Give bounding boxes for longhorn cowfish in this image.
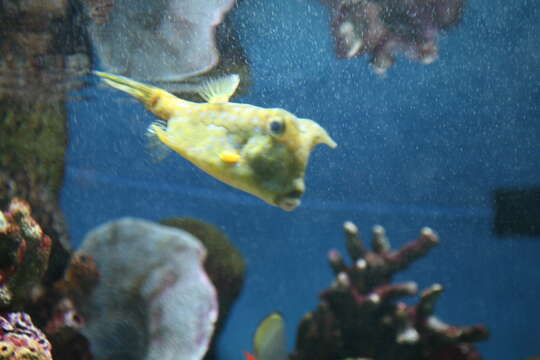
[94,71,337,211]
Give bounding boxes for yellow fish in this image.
[244,313,287,360]
[95,71,337,211]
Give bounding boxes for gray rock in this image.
[77,217,218,360]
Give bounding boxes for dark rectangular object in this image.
[493,187,540,237]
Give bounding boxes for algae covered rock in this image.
[76,218,218,360]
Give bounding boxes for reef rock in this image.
[84,0,236,81]
[76,218,218,360]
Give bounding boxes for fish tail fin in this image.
[94,71,184,121]
[145,121,171,162]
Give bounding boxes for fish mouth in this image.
[277,198,301,211]
[276,189,303,211]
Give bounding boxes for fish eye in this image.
[268,117,286,136]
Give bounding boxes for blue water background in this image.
[62,0,539,359]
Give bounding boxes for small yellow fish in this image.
[95,71,337,211]
[245,313,287,360]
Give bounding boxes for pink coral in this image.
[321,0,465,74]
[0,312,51,360]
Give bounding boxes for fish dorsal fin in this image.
[198,74,240,103]
[254,313,287,360]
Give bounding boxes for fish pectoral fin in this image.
[148,123,171,147]
[197,74,240,103]
[219,150,241,164]
[146,121,171,162]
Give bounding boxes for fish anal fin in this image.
[198,74,240,103]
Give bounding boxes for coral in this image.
[85,0,238,81]
[160,217,246,360]
[42,297,92,360]
[55,253,100,309]
[22,252,98,360]
[321,0,465,74]
[0,199,52,309]
[76,218,218,360]
[290,222,489,360]
[0,312,52,360]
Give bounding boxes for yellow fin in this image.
[219,150,241,164]
[149,123,171,147]
[253,313,287,360]
[198,74,240,103]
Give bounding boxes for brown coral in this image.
[291,222,489,360]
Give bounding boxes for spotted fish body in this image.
[95,72,336,210]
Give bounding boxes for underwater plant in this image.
[289,222,489,360]
[320,0,465,74]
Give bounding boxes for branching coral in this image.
[0,312,52,360]
[321,0,465,74]
[0,199,52,309]
[290,222,489,360]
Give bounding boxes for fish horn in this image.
[299,118,338,150]
[94,71,183,120]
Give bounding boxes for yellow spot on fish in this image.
[219,150,241,164]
